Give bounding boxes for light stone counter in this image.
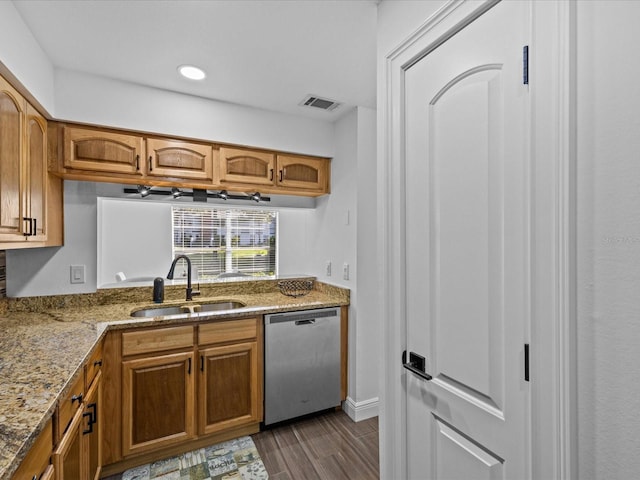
[0,278,348,480]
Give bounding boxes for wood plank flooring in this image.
[102,410,379,479]
[253,410,379,480]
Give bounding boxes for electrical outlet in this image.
[343,263,349,280]
[70,265,85,284]
[326,261,332,276]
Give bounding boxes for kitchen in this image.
[1,1,639,479]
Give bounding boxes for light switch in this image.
[343,263,349,280]
[70,265,85,284]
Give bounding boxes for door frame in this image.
[378,1,576,479]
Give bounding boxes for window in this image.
[172,206,277,279]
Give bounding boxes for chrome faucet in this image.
[166,255,200,301]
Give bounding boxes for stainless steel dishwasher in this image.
[264,307,341,425]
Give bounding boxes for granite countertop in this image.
[0,278,348,480]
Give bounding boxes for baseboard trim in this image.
[342,396,379,422]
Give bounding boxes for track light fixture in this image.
[124,186,270,203]
[137,185,151,197]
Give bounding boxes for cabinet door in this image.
[146,138,213,181]
[0,76,26,240]
[198,341,259,435]
[83,370,102,480]
[122,351,195,456]
[276,154,330,193]
[40,465,55,480]
[53,407,83,480]
[63,126,144,175]
[218,147,276,186]
[25,103,47,240]
[10,419,52,480]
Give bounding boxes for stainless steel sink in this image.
[131,301,246,318]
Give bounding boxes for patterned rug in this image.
[121,436,269,480]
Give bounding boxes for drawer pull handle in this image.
[94,360,103,367]
[71,393,83,404]
[82,412,94,434]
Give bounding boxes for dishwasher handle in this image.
[295,319,316,326]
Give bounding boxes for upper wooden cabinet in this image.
[0,76,25,240]
[277,154,329,192]
[53,122,330,196]
[0,75,59,245]
[217,147,330,194]
[26,104,48,240]
[218,146,276,186]
[63,126,144,175]
[146,138,213,181]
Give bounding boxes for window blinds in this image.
[171,206,277,279]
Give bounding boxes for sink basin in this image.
[131,301,246,318]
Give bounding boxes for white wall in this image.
[55,69,334,158]
[7,183,316,296]
[7,181,105,296]
[302,106,378,420]
[354,106,379,413]
[96,198,314,287]
[576,2,640,477]
[0,1,55,114]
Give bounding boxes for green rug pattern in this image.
[121,436,268,480]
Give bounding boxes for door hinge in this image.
[524,343,530,382]
[523,45,529,85]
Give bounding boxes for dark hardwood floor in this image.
[102,410,379,479]
[253,409,379,480]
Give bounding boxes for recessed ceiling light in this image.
[178,65,206,80]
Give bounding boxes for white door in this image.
[403,1,530,478]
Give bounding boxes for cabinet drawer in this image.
[57,374,84,440]
[198,318,258,346]
[122,326,194,356]
[85,342,103,390]
[11,419,52,480]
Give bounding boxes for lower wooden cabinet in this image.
[53,407,83,479]
[122,351,196,456]
[199,341,259,435]
[85,370,102,480]
[53,352,103,480]
[10,419,53,480]
[104,317,263,470]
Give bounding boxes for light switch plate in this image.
[70,265,85,284]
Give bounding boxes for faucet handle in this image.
[192,289,201,298]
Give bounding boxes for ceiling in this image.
[12,0,378,121]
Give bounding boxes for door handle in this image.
[82,411,94,434]
[23,217,32,236]
[402,350,433,381]
[295,319,315,326]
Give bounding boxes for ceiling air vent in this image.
[299,94,341,111]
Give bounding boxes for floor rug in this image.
[121,436,269,480]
